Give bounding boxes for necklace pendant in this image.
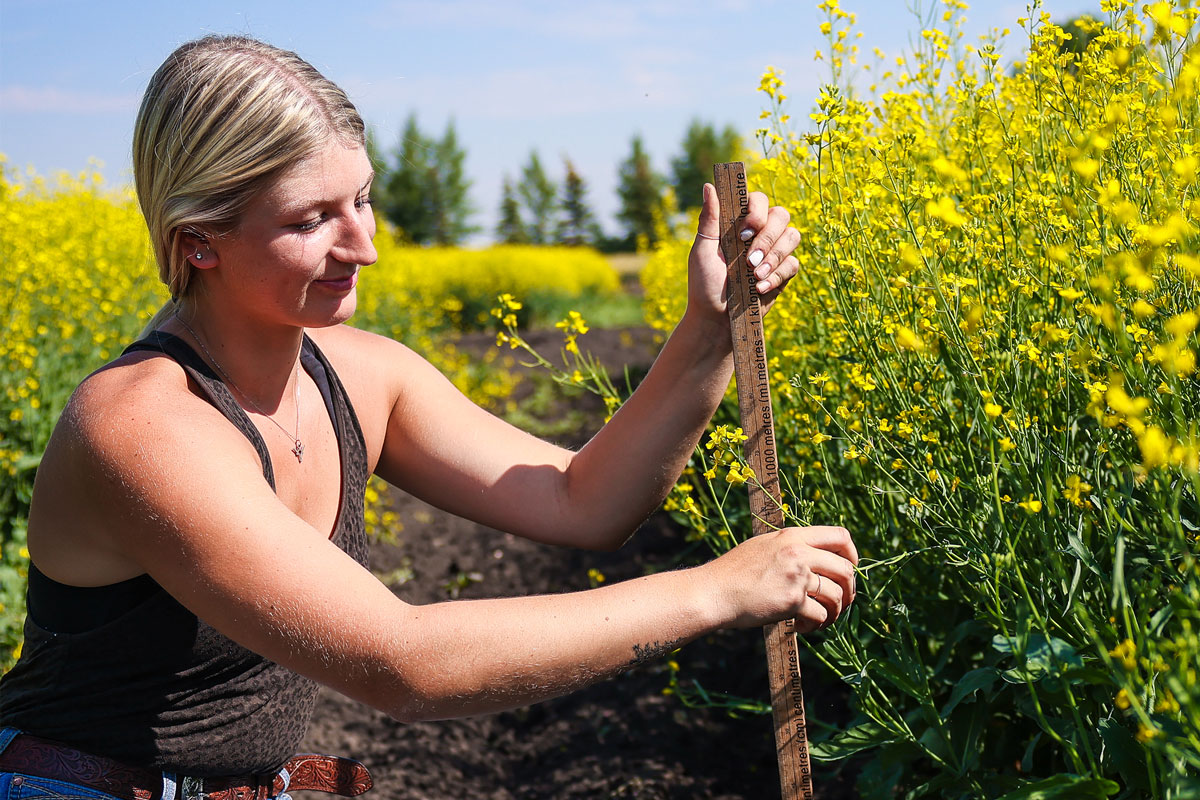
[293,440,304,463]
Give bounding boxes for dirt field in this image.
[298,328,857,799]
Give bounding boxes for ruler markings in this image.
[713,162,812,800]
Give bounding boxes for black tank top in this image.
[0,331,370,776]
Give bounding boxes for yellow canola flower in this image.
[1106,385,1150,419]
[1166,311,1199,339]
[1071,157,1101,182]
[1018,497,1043,514]
[1146,1,1191,38]
[895,325,926,352]
[1139,425,1171,470]
[725,463,756,486]
[1064,475,1093,508]
[1136,724,1162,744]
[925,195,966,227]
[555,310,590,336]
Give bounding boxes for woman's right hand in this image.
[700,526,859,634]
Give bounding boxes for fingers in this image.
[793,576,838,635]
[709,524,858,633]
[800,525,859,567]
[807,550,855,629]
[742,195,799,295]
[740,190,770,237]
[782,526,858,634]
[694,183,720,243]
[757,255,799,300]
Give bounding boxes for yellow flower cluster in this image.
[644,0,1200,790]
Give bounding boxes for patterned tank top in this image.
[0,331,370,776]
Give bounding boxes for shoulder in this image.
[304,323,424,377]
[302,324,459,456]
[29,350,265,581]
[59,350,258,466]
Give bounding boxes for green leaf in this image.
[1149,603,1174,635]
[941,666,1000,716]
[1097,719,1149,792]
[1020,733,1042,774]
[993,633,1081,682]
[993,634,1019,655]
[994,774,1119,800]
[872,658,927,701]
[1067,532,1103,578]
[14,452,41,472]
[1170,776,1200,800]
[1026,635,1083,673]
[809,721,899,761]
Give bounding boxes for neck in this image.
[168,299,304,413]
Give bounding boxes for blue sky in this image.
[1,0,1098,242]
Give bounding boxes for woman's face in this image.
[204,141,378,329]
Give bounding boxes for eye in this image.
[355,194,373,210]
[294,215,326,233]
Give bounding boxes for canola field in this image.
[643,2,1200,796]
[4,1,1200,797]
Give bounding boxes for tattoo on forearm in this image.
[628,637,684,669]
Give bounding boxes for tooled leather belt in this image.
[0,732,373,800]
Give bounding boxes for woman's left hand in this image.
[687,183,800,321]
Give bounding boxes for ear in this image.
[180,229,219,270]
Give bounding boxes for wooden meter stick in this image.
[713,162,812,799]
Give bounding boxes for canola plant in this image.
[643,2,1200,796]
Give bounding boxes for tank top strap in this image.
[298,334,370,567]
[123,330,276,490]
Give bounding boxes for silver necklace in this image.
[173,312,305,463]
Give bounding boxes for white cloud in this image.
[0,86,140,114]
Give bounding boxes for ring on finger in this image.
[808,574,822,598]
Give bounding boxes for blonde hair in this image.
[134,35,365,332]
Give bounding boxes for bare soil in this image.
[298,328,858,800]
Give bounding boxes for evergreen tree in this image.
[517,151,558,245]
[615,134,664,249]
[671,120,741,211]
[383,114,432,244]
[381,114,475,245]
[556,158,599,246]
[363,126,392,224]
[495,176,528,244]
[1059,15,1102,58]
[428,120,476,245]
[364,126,387,178]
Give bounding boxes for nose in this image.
[333,207,378,268]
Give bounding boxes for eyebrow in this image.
[276,172,376,218]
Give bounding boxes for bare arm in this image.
[369,186,800,549]
[46,359,852,723]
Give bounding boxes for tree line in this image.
[367,114,740,249]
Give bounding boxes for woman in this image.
[0,34,857,800]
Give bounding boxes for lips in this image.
[314,270,359,292]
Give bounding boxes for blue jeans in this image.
[0,728,290,800]
[1,727,122,800]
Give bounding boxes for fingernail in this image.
[748,250,764,267]
[756,280,770,293]
[754,264,769,279]
[740,228,753,241]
